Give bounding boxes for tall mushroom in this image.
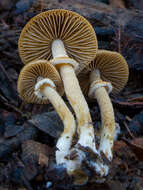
[17,59,77,174]
[18,10,98,163]
[78,50,129,175]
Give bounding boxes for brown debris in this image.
[38,153,49,167]
[123,138,143,161]
[22,140,50,165]
[21,140,51,181]
[106,180,125,190]
[109,0,125,9]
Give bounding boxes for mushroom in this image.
[18,9,98,167]
[78,50,129,175]
[17,59,77,174]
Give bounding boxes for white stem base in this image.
[99,133,113,161]
[88,160,109,177]
[66,149,86,175]
[77,125,98,154]
[56,134,73,164]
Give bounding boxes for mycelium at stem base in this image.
[89,69,115,162]
[51,39,97,154]
[34,78,76,172]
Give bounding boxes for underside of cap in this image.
[17,60,64,104]
[78,50,129,95]
[18,9,97,73]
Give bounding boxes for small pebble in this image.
[46,181,52,188]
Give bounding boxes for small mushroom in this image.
[78,50,129,175]
[18,9,98,167]
[17,60,76,173]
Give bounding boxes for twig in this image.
[125,116,132,122]
[117,19,121,54]
[0,63,12,82]
[123,121,135,139]
[0,19,9,29]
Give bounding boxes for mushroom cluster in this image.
[17,9,129,183]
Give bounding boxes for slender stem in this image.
[90,69,115,160]
[52,39,68,58]
[60,65,97,152]
[41,85,76,164]
[51,39,97,152]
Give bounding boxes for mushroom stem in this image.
[52,39,68,58]
[52,39,97,151]
[89,69,115,161]
[60,65,97,153]
[35,78,76,165]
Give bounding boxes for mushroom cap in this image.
[17,60,64,104]
[78,50,129,95]
[18,9,98,73]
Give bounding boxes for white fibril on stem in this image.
[51,39,98,160]
[89,69,116,163]
[34,77,76,173]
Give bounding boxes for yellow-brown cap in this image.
[78,50,129,95]
[17,60,64,104]
[18,9,97,72]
